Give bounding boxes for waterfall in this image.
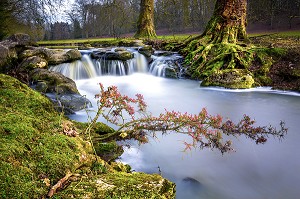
[95,59,127,76]
[149,57,168,77]
[127,51,148,74]
[49,49,183,80]
[149,52,184,78]
[49,54,97,80]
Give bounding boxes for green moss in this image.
[56,172,175,199]
[201,69,255,89]
[94,141,124,162]
[0,74,91,198]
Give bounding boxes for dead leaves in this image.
[61,121,78,137]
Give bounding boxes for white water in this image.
[69,74,300,199]
[50,50,300,198]
[49,50,149,79]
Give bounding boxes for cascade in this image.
[149,52,184,77]
[49,54,97,80]
[49,48,184,80]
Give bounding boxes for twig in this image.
[47,171,72,198]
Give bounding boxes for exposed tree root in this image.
[182,36,257,80]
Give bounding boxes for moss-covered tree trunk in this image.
[134,0,157,38]
[204,0,248,43]
[182,0,273,89]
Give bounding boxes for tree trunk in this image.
[182,0,252,80]
[134,0,156,38]
[180,0,275,89]
[203,0,248,43]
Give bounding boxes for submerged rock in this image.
[201,69,255,89]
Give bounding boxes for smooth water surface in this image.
[71,73,300,199]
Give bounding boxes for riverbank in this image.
[0,73,175,198]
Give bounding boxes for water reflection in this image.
[71,74,300,199]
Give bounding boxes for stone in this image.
[20,47,82,65]
[19,56,48,70]
[91,49,133,61]
[165,67,178,78]
[7,33,32,46]
[66,49,82,61]
[35,81,48,93]
[58,94,92,112]
[201,69,255,89]
[30,68,79,94]
[138,45,154,57]
[0,43,18,72]
[19,47,50,60]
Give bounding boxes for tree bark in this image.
[134,0,156,38]
[204,0,248,43]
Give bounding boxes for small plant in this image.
[88,83,287,153]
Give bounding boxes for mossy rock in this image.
[165,67,178,79]
[94,141,124,162]
[201,69,255,89]
[56,172,176,199]
[19,56,48,71]
[30,68,79,94]
[138,45,155,57]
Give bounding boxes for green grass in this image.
[38,30,300,48]
[38,37,116,45]
[249,30,300,38]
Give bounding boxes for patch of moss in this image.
[0,74,92,198]
[56,172,175,199]
[201,69,255,89]
[94,141,124,162]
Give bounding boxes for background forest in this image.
[1,0,300,40]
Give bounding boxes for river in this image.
[51,50,300,199]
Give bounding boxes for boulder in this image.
[0,44,18,72]
[48,49,82,65]
[66,49,82,61]
[7,33,32,46]
[30,68,79,94]
[201,69,255,89]
[138,45,154,57]
[20,47,82,65]
[30,69,92,113]
[19,47,50,59]
[165,67,178,78]
[91,49,133,61]
[19,56,48,71]
[57,94,92,112]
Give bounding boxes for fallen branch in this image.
[47,171,73,198]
